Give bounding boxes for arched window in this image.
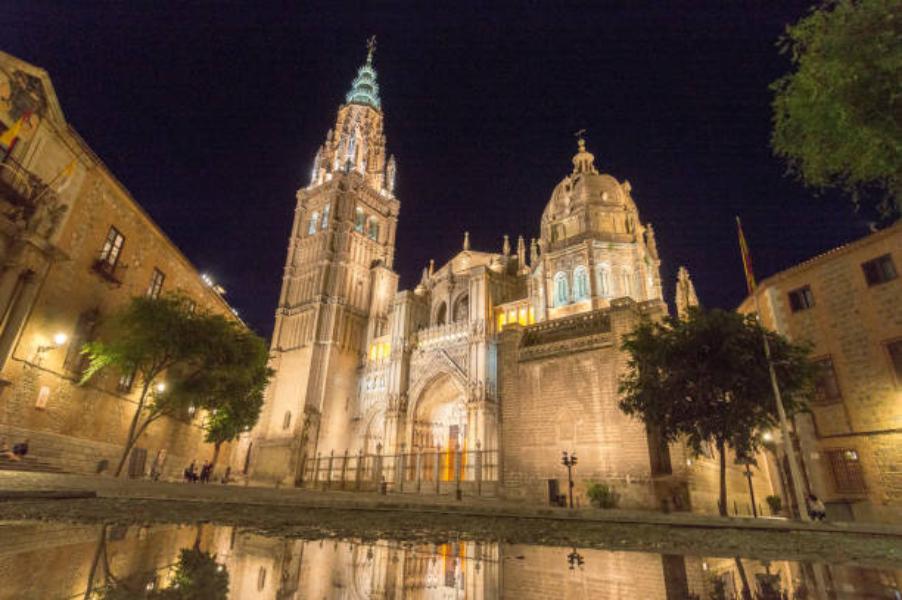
[435,302,447,326]
[596,264,611,298]
[573,266,590,300]
[307,211,320,235]
[453,294,469,322]
[321,203,330,229]
[553,272,570,306]
[310,148,321,186]
[619,267,632,297]
[355,207,365,232]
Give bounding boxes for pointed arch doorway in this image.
[410,372,469,481]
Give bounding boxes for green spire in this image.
[345,36,381,109]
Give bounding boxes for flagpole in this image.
[737,217,810,522]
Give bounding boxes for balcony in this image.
[415,320,470,349]
[91,258,124,286]
[0,155,66,239]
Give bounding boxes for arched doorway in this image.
[411,372,468,481]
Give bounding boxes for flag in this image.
[736,216,756,294]
[52,159,78,192]
[0,116,24,149]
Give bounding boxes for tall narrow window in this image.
[321,203,330,229]
[596,265,611,298]
[619,268,632,297]
[63,309,99,375]
[861,254,897,286]
[553,272,569,306]
[308,211,320,235]
[813,357,842,405]
[146,268,165,299]
[367,218,379,241]
[573,266,589,300]
[98,226,124,271]
[887,340,902,386]
[826,448,866,493]
[788,286,815,312]
[355,207,365,232]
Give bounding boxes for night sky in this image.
[5,2,870,336]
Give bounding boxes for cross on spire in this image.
[366,35,377,64]
[574,128,587,151]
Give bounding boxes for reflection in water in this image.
[0,521,898,599]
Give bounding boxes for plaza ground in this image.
[0,471,899,569]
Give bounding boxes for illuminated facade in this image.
[0,51,240,478]
[250,42,776,513]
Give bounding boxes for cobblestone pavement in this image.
[1,471,900,568]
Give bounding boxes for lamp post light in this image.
[561,450,578,509]
[35,332,68,355]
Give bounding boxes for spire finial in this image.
[463,231,470,251]
[366,35,377,64]
[574,128,587,152]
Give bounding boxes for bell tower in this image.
[252,38,400,485]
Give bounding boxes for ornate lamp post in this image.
[561,450,578,509]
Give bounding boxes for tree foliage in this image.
[618,308,816,516]
[81,293,269,477]
[98,547,228,600]
[770,0,902,218]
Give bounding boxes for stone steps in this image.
[0,455,65,474]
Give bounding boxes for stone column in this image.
[397,443,406,492]
[415,449,423,493]
[476,440,483,497]
[355,449,364,491]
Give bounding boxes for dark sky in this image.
[5,2,869,336]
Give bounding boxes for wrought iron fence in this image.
[302,445,499,495]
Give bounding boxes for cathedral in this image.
[249,41,769,513]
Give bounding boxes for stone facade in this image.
[250,43,771,514]
[0,51,240,478]
[738,221,902,523]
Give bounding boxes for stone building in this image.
[250,43,775,514]
[738,221,902,523]
[0,50,239,477]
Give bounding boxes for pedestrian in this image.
[11,438,29,459]
[184,461,197,483]
[807,493,826,521]
[200,460,212,483]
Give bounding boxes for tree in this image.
[618,308,816,517]
[770,0,902,219]
[81,294,268,477]
[198,335,271,467]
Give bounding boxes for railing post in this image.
[373,443,383,486]
[315,452,322,489]
[340,449,349,490]
[355,449,364,491]
[326,449,334,490]
[435,445,442,495]
[416,449,423,493]
[454,442,463,500]
[476,440,483,497]
[398,443,406,493]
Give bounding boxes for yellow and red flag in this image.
[0,116,24,149]
[736,216,756,294]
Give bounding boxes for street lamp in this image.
[561,450,578,509]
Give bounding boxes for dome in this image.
[542,140,630,224]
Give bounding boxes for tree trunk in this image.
[211,441,222,466]
[114,381,150,477]
[734,556,752,599]
[83,525,108,600]
[717,437,728,517]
